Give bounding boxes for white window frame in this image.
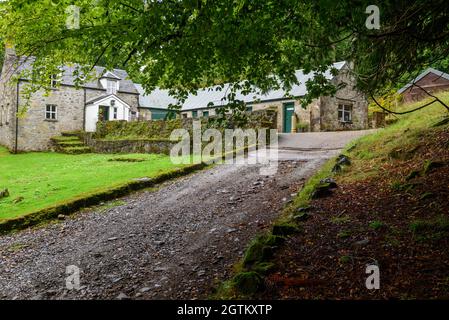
[49,73,61,89]
[45,104,57,120]
[338,104,352,123]
[107,80,118,94]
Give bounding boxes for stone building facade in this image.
[179,62,368,132]
[0,47,139,152]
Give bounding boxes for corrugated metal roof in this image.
[397,67,449,94]
[137,61,347,110]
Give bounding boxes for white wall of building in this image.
[85,96,130,132]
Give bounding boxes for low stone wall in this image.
[95,109,278,140]
[85,109,277,155]
[85,137,177,155]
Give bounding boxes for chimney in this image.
[5,41,16,56]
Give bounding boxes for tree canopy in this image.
[1,0,449,108]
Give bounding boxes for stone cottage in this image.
[0,46,139,152]
[0,47,367,152]
[176,61,368,133]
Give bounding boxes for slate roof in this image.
[397,67,449,94]
[14,56,138,94]
[137,61,347,111]
[85,94,132,107]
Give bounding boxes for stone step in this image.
[61,131,81,137]
[51,136,80,143]
[62,146,92,154]
[56,141,85,147]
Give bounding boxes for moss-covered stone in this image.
[272,223,300,237]
[233,272,263,295]
[243,241,273,267]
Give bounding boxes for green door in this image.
[283,103,295,133]
[99,105,110,121]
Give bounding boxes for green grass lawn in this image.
[0,149,188,220]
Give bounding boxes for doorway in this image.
[283,103,295,133]
[99,105,110,121]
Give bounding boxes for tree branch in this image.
[370,94,438,115]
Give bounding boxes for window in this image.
[110,100,118,120]
[45,105,57,120]
[192,110,198,118]
[182,113,188,119]
[338,104,352,123]
[202,111,209,118]
[107,80,118,94]
[50,74,60,88]
[246,106,253,112]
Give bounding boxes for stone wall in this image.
[95,109,277,141]
[319,66,368,131]
[16,84,85,151]
[86,138,177,155]
[0,48,19,151]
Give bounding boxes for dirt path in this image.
[0,131,372,300]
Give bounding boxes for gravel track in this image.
[0,131,372,300]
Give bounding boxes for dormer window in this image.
[50,74,60,88]
[107,80,118,94]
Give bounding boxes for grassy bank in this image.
[214,93,449,299]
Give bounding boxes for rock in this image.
[332,164,342,173]
[57,214,66,220]
[31,293,44,300]
[116,292,130,300]
[354,239,370,247]
[0,188,10,200]
[233,272,263,295]
[197,270,206,277]
[293,212,310,222]
[139,287,151,293]
[319,178,338,189]
[154,267,168,272]
[154,241,165,246]
[272,224,300,236]
[13,196,24,204]
[107,237,118,241]
[337,154,351,166]
[133,177,151,182]
[226,228,237,233]
[296,206,311,213]
[311,184,334,199]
